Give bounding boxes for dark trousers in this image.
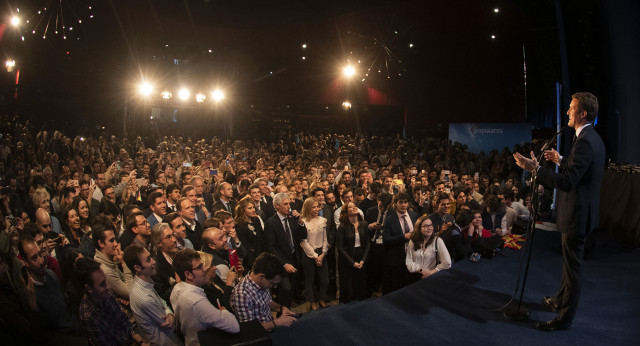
[326,246,338,299]
[553,232,585,323]
[339,247,366,304]
[301,249,329,302]
[366,243,386,295]
[276,252,300,308]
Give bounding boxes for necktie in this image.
[283,218,295,253]
[572,134,578,146]
[401,214,410,234]
[226,203,231,212]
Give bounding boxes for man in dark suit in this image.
[514,92,605,331]
[382,192,418,293]
[177,197,203,251]
[365,193,393,296]
[264,192,307,308]
[211,182,236,217]
[150,220,178,304]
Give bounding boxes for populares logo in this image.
[470,126,504,135]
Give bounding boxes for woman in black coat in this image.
[337,202,371,303]
[234,196,264,270]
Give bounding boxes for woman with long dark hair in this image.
[406,216,451,281]
[337,202,370,303]
[234,196,264,270]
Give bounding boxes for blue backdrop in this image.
[449,123,532,154]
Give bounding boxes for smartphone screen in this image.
[228,249,239,269]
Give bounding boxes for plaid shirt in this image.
[79,289,135,346]
[230,273,273,323]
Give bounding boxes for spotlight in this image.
[342,101,352,110]
[211,89,224,102]
[195,93,206,103]
[161,91,172,99]
[6,60,16,72]
[302,43,307,49]
[343,65,355,78]
[11,16,20,27]
[494,8,500,13]
[138,82,153,97]
[178,88,190,101]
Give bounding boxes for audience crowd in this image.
[0,113,540,344]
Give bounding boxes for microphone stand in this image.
[504,128,565,321]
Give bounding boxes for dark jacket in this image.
[264,213,307,267]
[337,221,371,266]
[382,211,418,266]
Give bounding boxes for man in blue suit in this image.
[382,192,418,293]
[146,191,167,228]
[515,92,605,331]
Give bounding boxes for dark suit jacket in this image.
[259,200,276,220]
[152,250,175,305]
[264,213,307,267]
[382,211,418,266]
[211,199,237,217]
[337,222,371,266]
[201,192,214,212]
[184,220,204,251]
[319,204,336,247]
[537,125,605,235]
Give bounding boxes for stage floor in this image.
[272,230,640,345]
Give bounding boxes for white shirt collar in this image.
[576,123,592,138]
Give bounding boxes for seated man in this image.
[201,226,245,283]
[76,257,148,345]
[231,252,297,331]
[150,223,178,304]
[92,222,131,300]
[170,249,240,345]
[123,244,183,346]
[18,236,76,331]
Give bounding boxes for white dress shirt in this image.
[405,238,452,274]
[170,282,239,346]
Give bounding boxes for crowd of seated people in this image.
[0,113,538,344]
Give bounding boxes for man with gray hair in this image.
[264,192,307,307]
[150,223,178,304]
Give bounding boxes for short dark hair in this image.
[166,183,180,196]
[123,244,146,275]
[572,92,598,122]
[369,181,382,195]
[126,211,144,232]
[173,248,201,281]
[393,192,410,204]
[164,212,181,227]
[92,221,114,249]
[377,193,393,208]
[310,187,324,198]
[18,235,36,259]
[436,192,450,205]
[75,257,102,288]
[455,209,474,228]
[252,252,285,280]
[341,188,353,199]
[148,191,164,208]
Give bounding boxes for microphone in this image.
[536,127,566,163]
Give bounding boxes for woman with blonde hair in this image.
[300,197,329,310]
[406,215,452,282]
[198,251,237,312]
